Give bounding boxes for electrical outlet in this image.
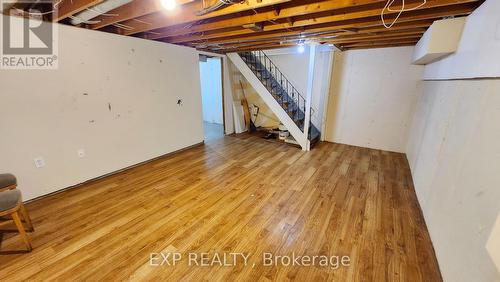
[77,149,85,158]
[34,157,45,168]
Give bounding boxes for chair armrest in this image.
[0,184,17,193]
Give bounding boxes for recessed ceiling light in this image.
[161,0,177,11]
[297,44,305,53]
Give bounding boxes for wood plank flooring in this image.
[0,134,442,281]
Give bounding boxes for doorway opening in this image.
[199,55,224,141]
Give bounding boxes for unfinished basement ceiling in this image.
[12,0,483,52]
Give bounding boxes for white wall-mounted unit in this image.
[412,17,466,65]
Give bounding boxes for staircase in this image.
[231,51,320,150]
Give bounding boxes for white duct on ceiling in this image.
[70,0,132,25]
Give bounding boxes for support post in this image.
[303,45,316,151]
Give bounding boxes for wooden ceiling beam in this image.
[137,0,391,37]
[55,0,105,21]
[88,0,195,30]
[205,30,424,52]
[213,42,297,52]
[254,1,476,35]
[90,0,288,30]
[341,38,419,48]
[329,34,423,44]
[201,43,294,53]
[223,39,420,52]
[164,18,435,44]
[243,23,265,32]
[344,42,418,50]
[195,29,425,49]
[181,21,432,46]
[148,0,476,41]
[150,0,477,40]
[116,0,294,35]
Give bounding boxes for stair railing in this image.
[239,50,320,141]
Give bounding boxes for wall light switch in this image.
[34,157,45,168]
[77,149,85,158]
[487,213,500,274]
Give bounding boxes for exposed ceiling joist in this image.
[132,0,390,37]
[149,0,476,41]
[177,21,433,46]
[342,39,420,48]
[345,42,418,49]
[114,0,292,35]
[206,29,424,50]
[242,22,264,32]
[35,0,482,52]
[55,0,105,21]
[165,18,435,44]
[87,0,196,29]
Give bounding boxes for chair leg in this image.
[12,211,32,252]
[19,204,34,232]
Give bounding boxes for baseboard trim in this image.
[25,141,205,204]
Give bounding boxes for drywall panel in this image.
[0,15,204,200]
[423,0,500,79]
[324,47,423,153]
[406,79,500,282]
[200,58,223,124]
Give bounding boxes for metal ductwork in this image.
[70,0,132,25]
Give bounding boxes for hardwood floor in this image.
[0,135,442,281]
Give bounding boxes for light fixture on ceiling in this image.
[297,43,305,54]
[161,0,177,11]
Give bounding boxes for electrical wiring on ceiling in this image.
[112,22,134,30]
[196,0,241,16]
[381,0,427,28]
[69,15,101,24]
[85,7,118,17]
[132,18,152,25]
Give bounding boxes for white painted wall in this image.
[406,80,500,282]
[324,46,423,153]
[0,15,204,200]
[266,46,334,131]
[267,48,309,95]
[423,0,500,79]
[406,1,500,280]
[199,57,223,124]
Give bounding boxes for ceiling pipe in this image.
[70,0,133,25]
